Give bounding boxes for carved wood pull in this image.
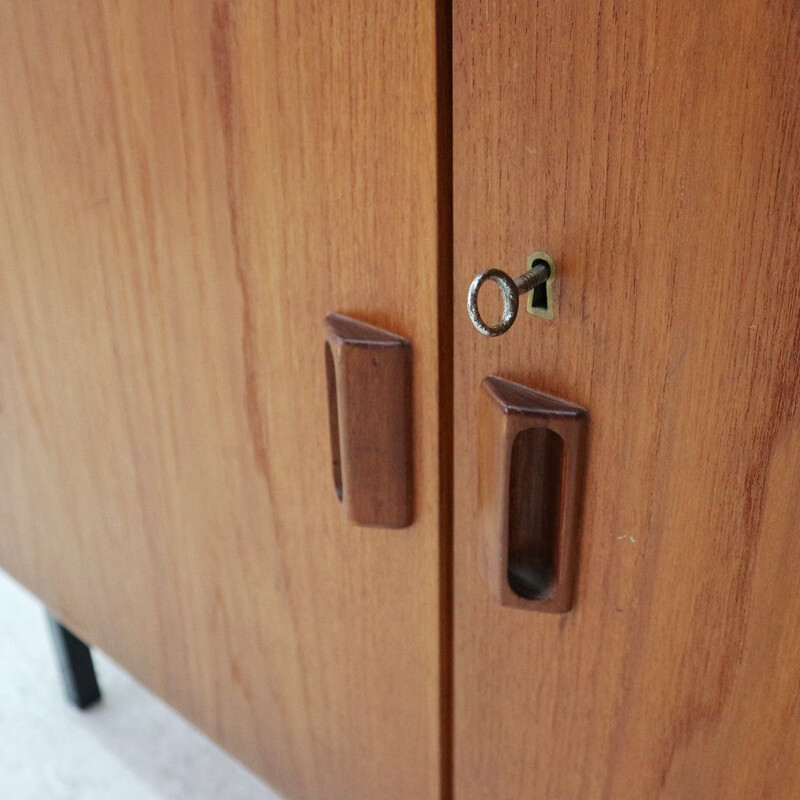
[480,376,588,612]
[324,314,413,529]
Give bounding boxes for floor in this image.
[0,570,283,800]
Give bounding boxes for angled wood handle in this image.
[324,314,413,529]
[480,376,588,612]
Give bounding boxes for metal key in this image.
[467,252,555,337]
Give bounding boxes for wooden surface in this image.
[324,314,413,529]
[0,3,446,799]
[454,1,800,798]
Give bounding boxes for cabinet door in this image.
[454,2,800,798]
[0,3,446,799]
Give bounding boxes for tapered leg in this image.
[46,613,102,709]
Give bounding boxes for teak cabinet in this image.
[2,2,799,799]
[0,3,444,800]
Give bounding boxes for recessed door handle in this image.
[479,376,588,612]
[324,313,413,529]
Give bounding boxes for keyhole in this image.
[529,279,549,313]
[525,252,555,319]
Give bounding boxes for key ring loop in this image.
[466,269,520,337]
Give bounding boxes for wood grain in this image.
[454,1,800,798]
[0,3,446,799]
[324,314,413,529]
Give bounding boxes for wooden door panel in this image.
[0,3,445,799]
[454,1,800,798]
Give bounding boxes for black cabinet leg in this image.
[46,613,102,710]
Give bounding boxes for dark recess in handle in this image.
[479,376,588,612]
[324,313,413,529]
